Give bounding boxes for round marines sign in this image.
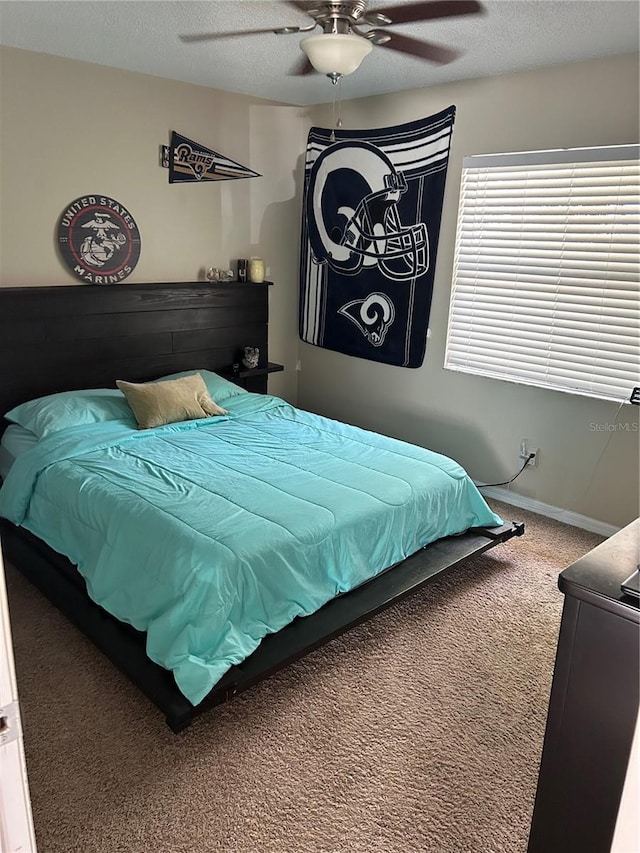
[57,195,141,284]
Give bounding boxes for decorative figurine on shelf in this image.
[242,346,259,370]
[206,267,234,283]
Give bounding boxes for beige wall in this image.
[1,47,638,527]
[300,54,640,529]
[0,45,305,402]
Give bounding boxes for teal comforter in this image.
[0,393,501,705]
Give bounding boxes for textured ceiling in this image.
[0,1,638,106]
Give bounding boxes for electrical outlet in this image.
[519,439,539,468]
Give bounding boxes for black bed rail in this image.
[1,519,524,733]
[194,521,525,728]
[475,521,525,540]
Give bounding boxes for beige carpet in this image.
[6,501,603,853]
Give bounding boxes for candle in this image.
[249,258,265,283]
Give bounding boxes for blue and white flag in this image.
[299,107,455,367]
[168,131,260,183]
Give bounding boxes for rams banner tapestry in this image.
[299,106,455,367]
[168,131,261,183]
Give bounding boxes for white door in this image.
[0,542,37,853]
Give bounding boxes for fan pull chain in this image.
[329,77,343,143]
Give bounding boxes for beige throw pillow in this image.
[116,373,228,430]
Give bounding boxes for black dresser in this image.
[528,519,639,853]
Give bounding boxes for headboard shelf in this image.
[0,282,272,429]
[0,281,272,317]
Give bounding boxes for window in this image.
[444,145,640,402]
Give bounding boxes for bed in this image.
[0,283,524,732]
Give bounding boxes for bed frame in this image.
[0,283,524,732]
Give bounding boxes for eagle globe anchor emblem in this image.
[79,213,126,267]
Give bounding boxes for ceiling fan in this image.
[180,1,484,83]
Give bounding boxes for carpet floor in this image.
[5,500,604,853]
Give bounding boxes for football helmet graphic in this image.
[306,141,429,281]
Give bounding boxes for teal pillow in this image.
[159,369,247,405]
[4,389,134,439]
[4,370,243,439]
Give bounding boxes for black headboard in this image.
[0,281,270,431]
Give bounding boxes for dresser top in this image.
[559,519,639,621]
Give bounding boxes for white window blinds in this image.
[444,145,640,402]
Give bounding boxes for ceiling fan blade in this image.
[288,54,315,76]
[284,1,319,11]
[180,27,290,43]
[369,1,483,26]
[375,31,461,64]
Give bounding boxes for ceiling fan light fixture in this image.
[300,33,372,78]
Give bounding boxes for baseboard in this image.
[476,485,620,538]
